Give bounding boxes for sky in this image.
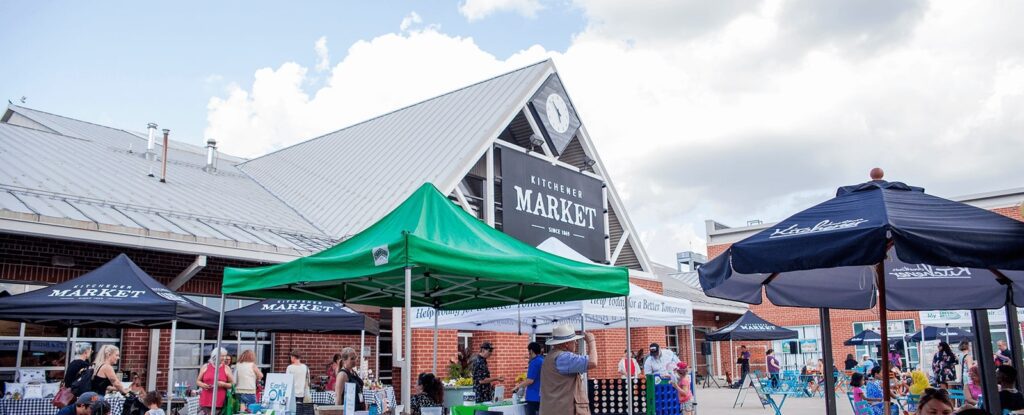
[3,0,1023,267]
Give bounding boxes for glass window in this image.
[170,295,272,388]
[852,319,916,369]
[770,325,822,371]
[0,282,121,382]
[665,326,680,354]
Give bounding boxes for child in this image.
[850,372,873,409]
[671,362,694,415]
[143,391,165,415]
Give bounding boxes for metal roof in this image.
[652,263,748,315]
[239,60,554,238]
[0,115,334,255]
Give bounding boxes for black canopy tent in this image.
[0,254,217,411]
[225,298,380,381]
[706,311,797,386]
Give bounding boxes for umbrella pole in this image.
[167,319,177,414]
[624,295,632,415]
[874,262,892,415]
[402,266,412,414]
[211,293,226,415]
[819,308,837,415]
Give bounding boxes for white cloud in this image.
[206,1,1024,265]
[314,36,330,72]
[459,0,543,21]
[400,11,422,31]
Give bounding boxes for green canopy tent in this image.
[222,183,630,411]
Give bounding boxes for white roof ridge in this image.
[241,59,553,165]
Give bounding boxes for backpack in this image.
[122,394,146,415]
[69,365,97,396]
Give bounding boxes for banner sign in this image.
[500,148,606,263]
[919,308,1024,326]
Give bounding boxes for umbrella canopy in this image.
[222,183,629,308]
[707,180,1024,277]
[0,254,217,328]
[905,326,973,344]
[224,299,379,334]
[844,330,884,346]
[705,310,798,341]
[700,246,1024,310]
[410,283,693,332]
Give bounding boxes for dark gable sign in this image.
[501,149,606,263]
[528,74,581,156]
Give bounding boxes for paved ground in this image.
[691,386,859,415]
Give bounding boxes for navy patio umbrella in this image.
[905,326,973,344]
[698,170,1024,415]
[843,330,883,346]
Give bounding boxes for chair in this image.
[847,392,873,415]
[947,388,965,406]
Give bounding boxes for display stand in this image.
[731,374,763,409]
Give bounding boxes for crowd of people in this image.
[452,324,696,415]
[56,343,178,415]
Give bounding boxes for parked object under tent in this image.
[699,171,1024,415]
[221,183,630,413]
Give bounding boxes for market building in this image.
[0,59,746,395]
[703,188,1024,375]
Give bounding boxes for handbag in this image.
[303,366,312,404]
[51,383,75,408]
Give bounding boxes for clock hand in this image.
[554,105,562,120]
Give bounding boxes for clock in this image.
[545,93,571,134]
[528,74,582,156]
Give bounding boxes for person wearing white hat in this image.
[540,324,596,415]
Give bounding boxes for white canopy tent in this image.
[411,283,693,332]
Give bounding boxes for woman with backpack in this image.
[64,343,93,388]
[90,345,128,395]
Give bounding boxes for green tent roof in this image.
[223,183,629,309]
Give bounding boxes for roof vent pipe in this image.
[160,129,170,183]
[146,122,158,160]
[205,138,218,172]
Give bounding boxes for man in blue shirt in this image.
[513,342,544,415]
[56,392,101,415]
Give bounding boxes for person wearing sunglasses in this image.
[917,388,954,415]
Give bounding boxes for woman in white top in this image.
[285,351,309,405]
[618,349,642,379]
[234,350,263,408]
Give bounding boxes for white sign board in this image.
[263,373,295,415]
[344,383,356,414]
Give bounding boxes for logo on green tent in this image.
[372,245,389,266]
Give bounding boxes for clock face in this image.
[545,93,571,134]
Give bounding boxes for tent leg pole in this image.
[688,324,697,414]
[730,339,734,385]
[432,309,438,374]
[403,266,412,413]
[1005,306,1024,387]
[168,319,177,414]
[65,327,72,366]
[819,308,837,415]
[973,309,1001,413]
[625,296,632,415]
[211,293,226,415]
[360,330,366,377]
[874,262,892,415]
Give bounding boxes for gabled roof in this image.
[238,61,553,238]
[0,106,334,257]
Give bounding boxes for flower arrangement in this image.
[908,370,930,395]
[443,377,473,388]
